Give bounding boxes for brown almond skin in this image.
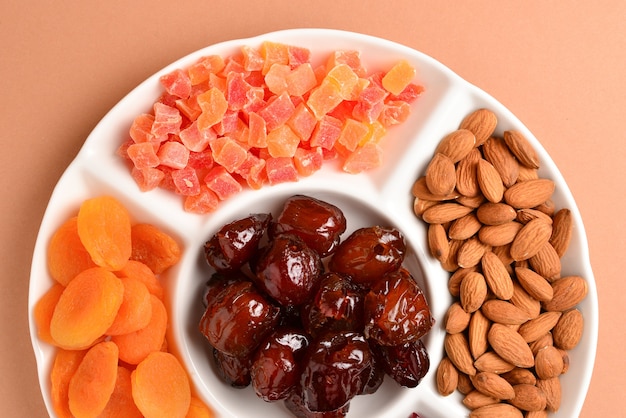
[552,308,584,350]
[449,213,482,241]
[501,368,537,386]
[471,371,515,400]
[422,202,474,224]
[481,300,531,325]
[478,222,523,247]
[529,242,562,281]
[460,108,498,146]
[488,324,535,368]
[534,345,564,380]
[515,266,554,302]
[503,130,540,169]
[504,179,555,209]
[474,351,515,374]
[426,152,456,196]
[550,208,573,257]
[509,282,542,319]
[518,311,562,343]
[477,159,505,203]
[510,218,553,261]
[463,390,500,410]
[460,272,488,313]
[457,237,490,268]
[476,202,517,226]
[510,383,547,412]
[427,223,449,262]
[436,128,476,163]
[469,309,491,359]
[456,147,482,197]
[542,275,588,312]
[481,251,515,300]
[469,403,524,418]
[445,302,471,334]
[536,377,562,412]
[445,332,477,376]
[482,136,519,187]
[436,357,458,396]
[411,176,459,201]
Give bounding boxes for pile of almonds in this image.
[412,109,588,418]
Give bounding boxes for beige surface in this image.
[2,1,623,416]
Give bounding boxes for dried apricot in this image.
[47,216,96,285]
[186,396,214,418]
[106,276,153,336]
[33,283,65,345]
[50,267,124,349]
[116,260,165,300]
[77,195,132,271]
[131,351,191,418]
[50,348,87,418]
[99,366,143,418]
[68,341,119,418]
[112,294,168,364]
[130,223,181,274]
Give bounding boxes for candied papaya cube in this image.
[242,86,266,114]
[208,73,227,93]
[159,69,192,99]
[363,120,387,145]
[204,166,242,200]
[326,50,366,77]
[220,55,247,77]
[213,110,240,136]
[326,64,359,99]
[184,185,219,214]
[211,136,248,173]
[260,41,290,75]
[179,120,216,152]
[287,103,317,141]
[226,72,253,110]
[264,63,291,95]
[310,115,342,150]
[307,79,343,119]
[342,142,383,174]
[265,156,298,185]
[175,96,202,121]
[188,55,226,85]
[127,142,160,170]
[258,92,296,131]
[241,45,264,71]
[197,88,228,130]
[247,112,267,148]
[129,114,155,144]
[157,141,189,169]
[286,63,317,97]
[390,82,425,103]
[171,167,201,196]
[288,45,311,68]
[151,103,182,138]
[382,59,416,95]
[131,167,165,192]
[235,153,266,189]
[353,84,388,123]
[294,146,323,177]
[338,118,369,152]
[266,124,300,158]
[378,100,412,127]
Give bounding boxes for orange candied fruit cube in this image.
[382,59,416,96]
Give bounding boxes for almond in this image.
[427,223,449,262]
[463,390,499,410]
[542,275,587,311]
[457,194,487,209]
[469,309,491,359]
[411,176,459,201]
[460,271,488,313]
[478,221,523,247]
[456,147,482,197]
[503,130,540,169]
[517,165,539,182]
[534,345,564,380]
[510,383,547,412]
[477,158,505,203]
[515,266,554,302]
[529,333,554,356]
[436,356,458,396]
[501,368,537,386]
[481,300,531,325]
[457,371,475,395]
[535,198,556,216]
[435,128,476,163]
[525,410,549,418]
[516,208,553,225]
[536,377,561,412]
[510,218,553,261]
[469,403,524,418]
[425,152,457,195]
[504,179,555,209]
[412,196,437,218]
[474,351,515,374]
[529,242,561,281]
[552,308,584,350]
[445,332,477,376]
[517,311,562,343]
[457,237,491,268]
[448,267,477,297]
[441,238,464,272]
[471,371,515,400]
[488,323,534,368]
[449,213,482,241]
[422,202,474,224]
[509,282,541,319]
[482,136,519,187]
[476,202,517,225]
[459,108,498,146]
[481,251,515,300]
[445,302,471,334]
[549,208,573,257]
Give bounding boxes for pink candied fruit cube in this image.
[310,115,342,150]
[264,63,291,95]
[184,185,219,214]
[265,157,298,185]
[326,50,366,77]
[129,114,155,144]
[204,165,242,200]
[241,45,264,72]
[151,102,182,138]
[226,72,253,111]
[258,92,296,131]
[342,142,383,174]
[171,166,201,196]
[352,84,388,123]
[188,55,226,85]
[211,136,248,173]
[287,45,311,68]
[159,69,192,99]
[378,100,412,127]
[247,112,267,148]
[175,96,202,121]
[266,124,301,158]
[235,153,267,190]
[294,147,323,177]
[157,141,189,169]
[197,88,228,130]
[127,142,160,169]
[390,83,425,103]
[287,103,317,141]
[213,110,240,136]
[179,120,217,152]
[131,167,165,192]
[286,63,317,97]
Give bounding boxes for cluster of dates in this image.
[198,195,434,417]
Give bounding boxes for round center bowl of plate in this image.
[29,28,597,418]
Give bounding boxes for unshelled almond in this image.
[517,311,562,343]
[503,130,540,169]
[448,267,476,297]
[463,390,499,410]
[478,221,522,247]
[425,152,456,196]
[529,242,561,281]
[516,208,553,225]
[436,356,458,396]
[445,332,477,376]
[549,208,573,257]
[510,383,547,412]
[469,403,524,418]
[515,266,554,302]
[510,218,553,261]
[482,136,519,187]
[422,202,474,224]
[469,309,491,359]
[501,368,537,386]
[552,308,584,350]
[471,371,515,400]
[536,377,562,412]
[481,251,515,300]
[504,178,555,209]
[435,128,476,163]
[525,410,549,418]
[474,351,515,374]
[411,176,459,201]
[535,345,564,380]
[543,275,587,312]
[476,202,517,226]
[509,282,541,319]
[457,237,490,268]
[456,147,481,197]
[427,223,449,262]
[449,213,482,241]
[529,333,554,356]
[460,108,498,146]
[488,324,535,368]
[481,300,530,325]
[444,302,471,334]
[460,272,488,313]
[477,158,505,203]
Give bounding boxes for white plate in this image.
[29,28,598,418]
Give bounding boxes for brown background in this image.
[2,1,623,416]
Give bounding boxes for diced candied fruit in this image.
[306,79,343,119]
[127,142,160,169]
[197,88,228,130]
[287,45,311,68]
[235,153,267,190]
[293,146,323,177]
[179,120,216,152]
[157,141,190,169]
[131,167,165,192]
[286,63,317,97]
[188,55,226,85]
[226,72,253,111]
[160,69,192,99]
[258,92,295,131]
[241,45,264,71]
[326,64,359,99]
[204,166,243,200]
[390,82,424,103]
[379,100,412,127]
[382,59,416,95]
[184,185,220,214]
[353,83,388,123]
[267,124,300,158]
[264,63,291,95]
[326,50,366,77]
[175,96,202,121]
[247,112,267,148]
[338,118,370,152]
[310,115,342,150]
[129,114,156,144]
[342,142,383,174]
[265,157,298,185]
[171,167,201,196]
[213,109,240,136]
[286,103,317,141]
[260,41,290,75]
[211,136,248,173]
[151,103,182,138]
